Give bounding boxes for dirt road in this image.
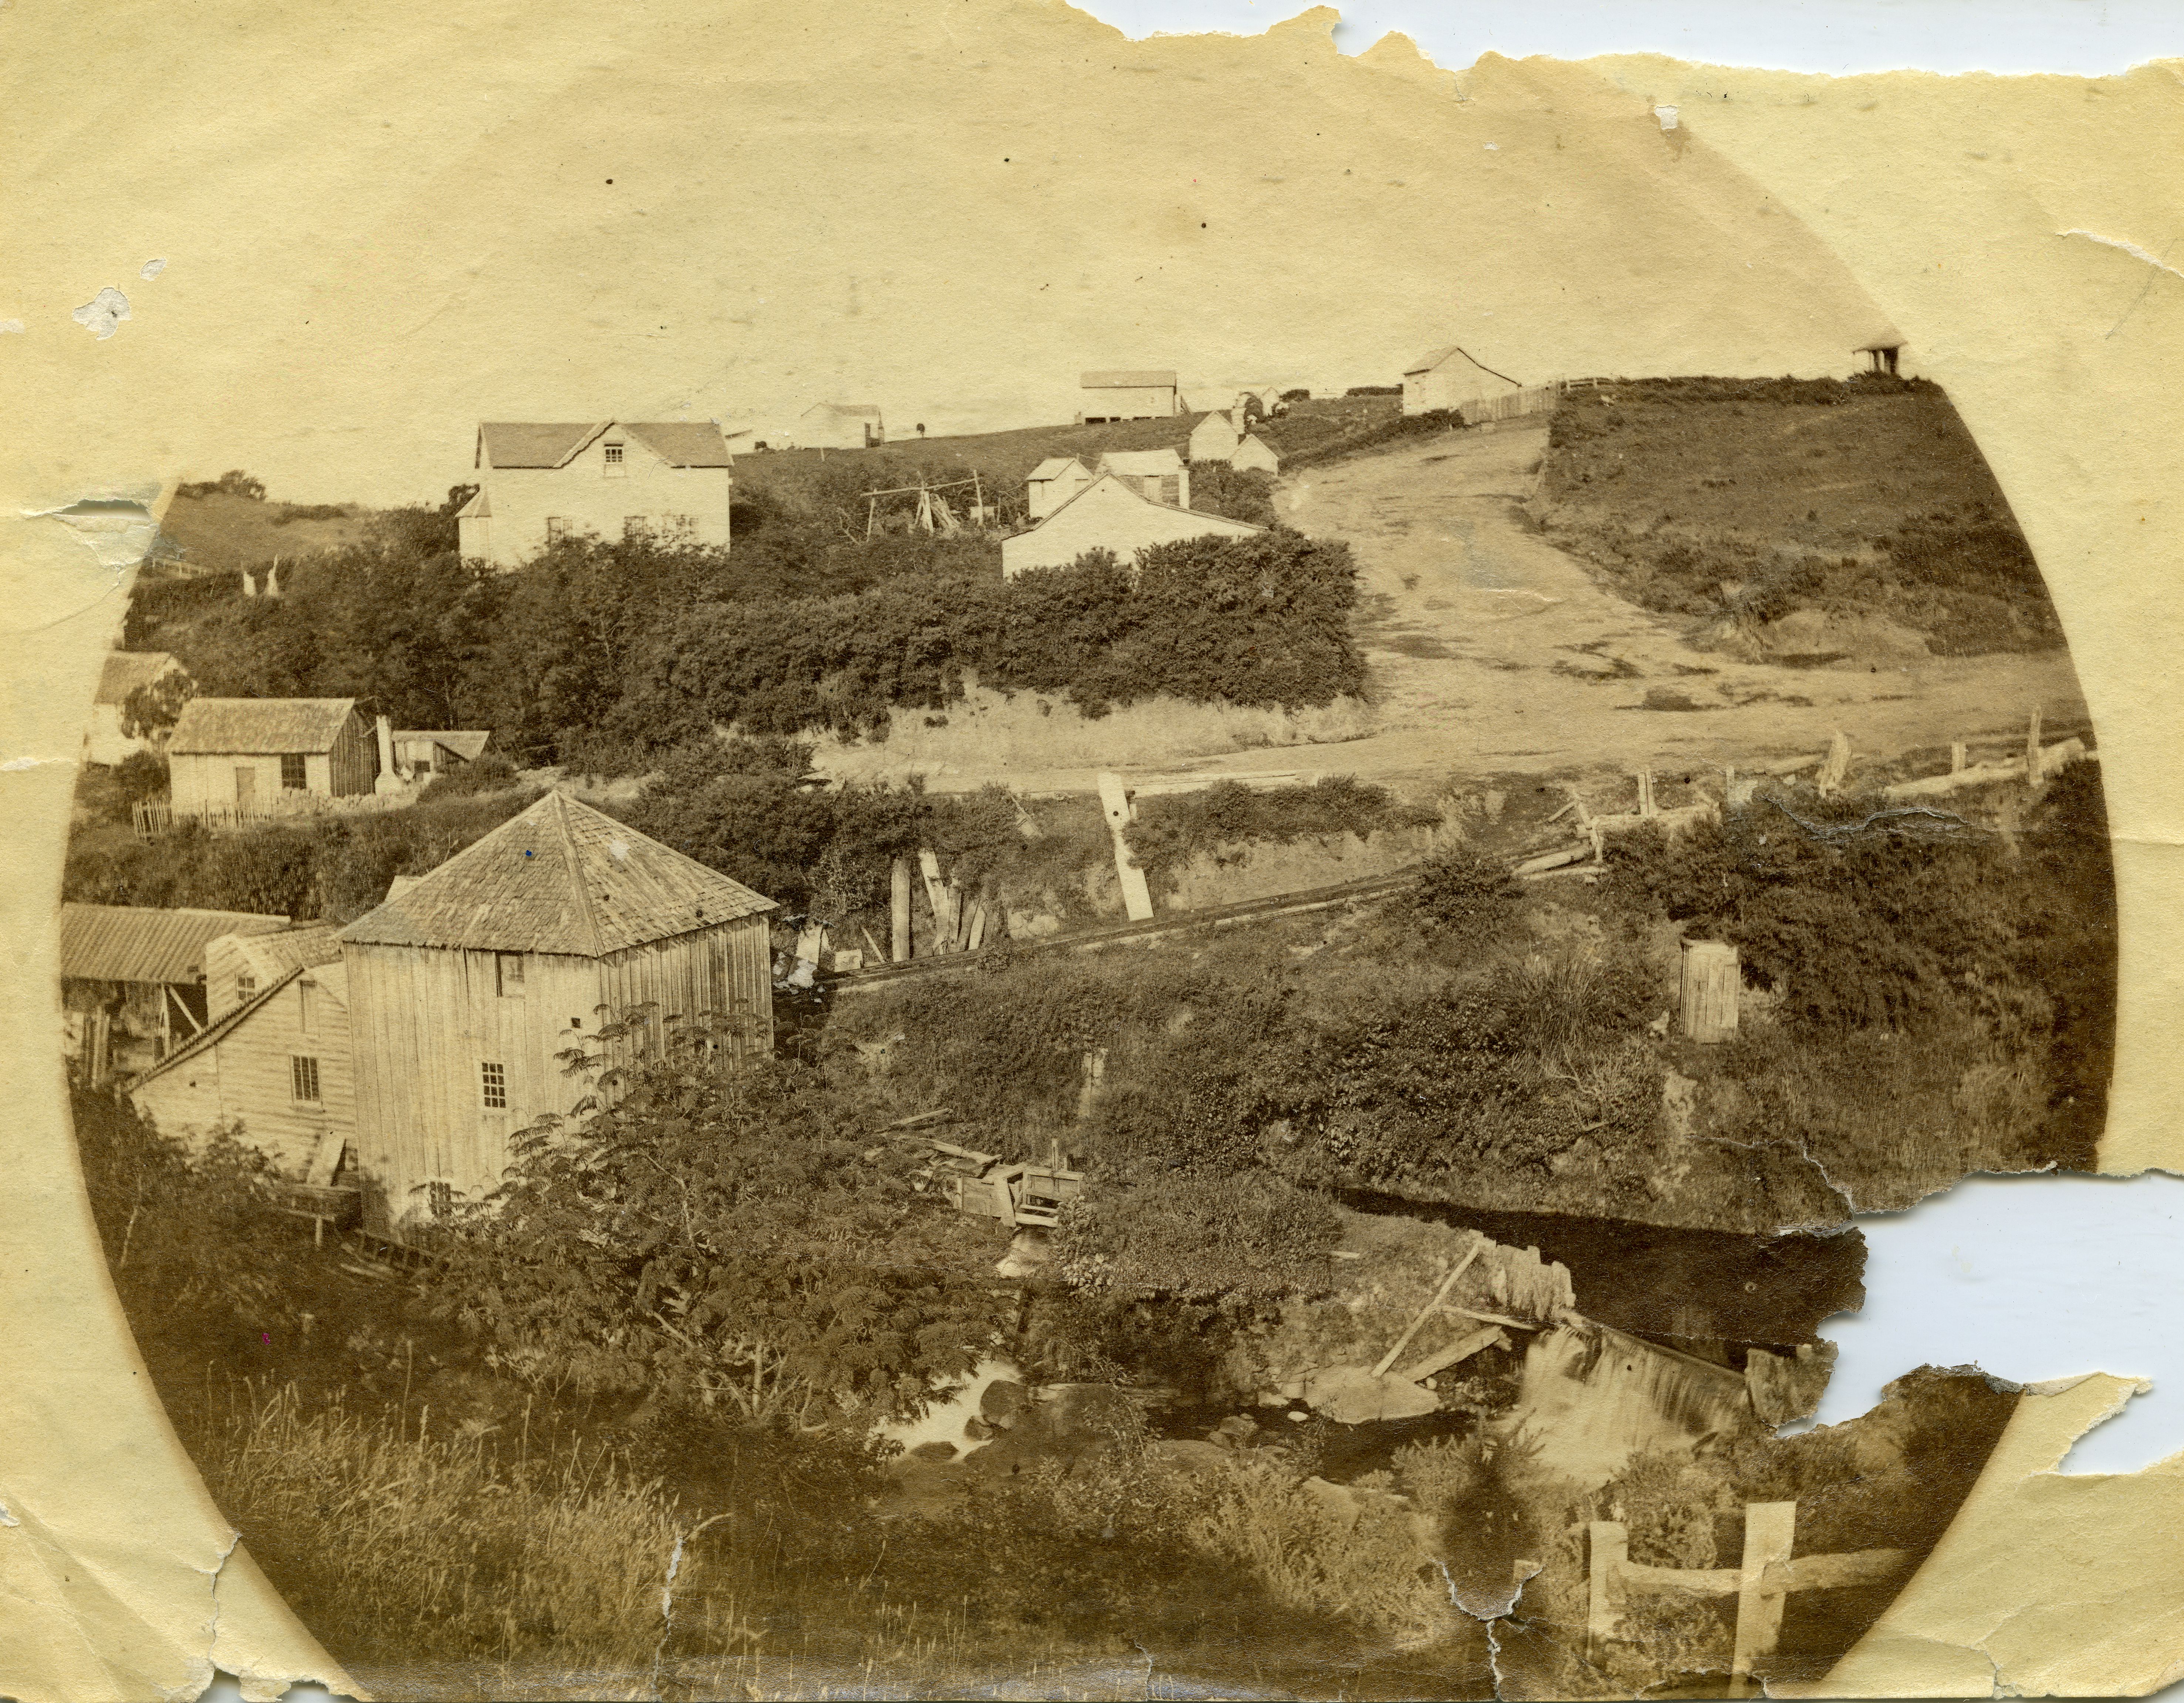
[827,423,2089,798]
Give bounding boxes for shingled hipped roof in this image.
[167,697,359,756]
[339,790,775,957]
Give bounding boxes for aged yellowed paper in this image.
[3,5,2180,1698]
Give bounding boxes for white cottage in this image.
[1025,457,1096,522]
[1230,433,1281,475]
[338,790,777,1224]
[1187,412,1241,463]
[455,421,738,569]
[1001,473,1264,578]
[1402,345,1523,417]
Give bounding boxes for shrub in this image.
[417,751,520,800]
[1123,776,1434,879]
[1410,844,1521,941]
[1188,463,1279,527]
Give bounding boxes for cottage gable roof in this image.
[1028,457,1090,482]
[226,923,345,981]
[96,652,183,707]
[1098,448,1186,477]
[168,697,358,756]
[1081,370,1177,389]
[477,421,737,471]
[393,729,492,761]
[454,486,490,519]
[1403,344,1519,385]
[338,790,775,956]
[62,904,290,985]
[1031,472,1264,537]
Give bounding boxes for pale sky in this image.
[13,1,1889,507]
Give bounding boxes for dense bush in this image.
[1123,776,1435,879]
[64,788,541,921]
[129,503,1361,768]
[1188,463,1278,526]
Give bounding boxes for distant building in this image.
[1025,456,1096,521]
[1001,472,1264,578]
[61,903,290,1082]
[129,927,353,1177]
[1097,447,1189,510]
[798,403,885,449]
[1402,345,1523,417]
[166,698,381,819]
[85,652,192,766]
[1231,432,1281,475]
[1187,412,1241,463]
[390,729,492,780]
[1856,334,1905,376]
[1078,370,1181,424]
[456,420,738,569]
[337,790,777,1222]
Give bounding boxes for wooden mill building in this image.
[60,903,291,1082]
[337,790,777,1224]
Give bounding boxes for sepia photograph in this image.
[7,4,2180,1699]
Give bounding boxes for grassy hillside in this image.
[152,490,377,575]
[1534,376,2062,659]
[734,394,1400,516]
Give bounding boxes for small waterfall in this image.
[1509,1322,1752,1488]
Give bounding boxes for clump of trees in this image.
[175,469,267,500]
[126,487,1364,771]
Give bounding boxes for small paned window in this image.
[280,753,307,790]
[298,979,317,1033]
[427,1180,454,1218]
[236,971,257,1002]
[496,953,525,997]
[290,1055,320,1102]
[546,516,569,541]
[480,1060,507,1109]
[604,442,627,477]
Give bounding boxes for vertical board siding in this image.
[347,919,773,1225]
[328,710,381,796]
[130,975,356,1173]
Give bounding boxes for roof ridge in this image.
[548,791,607,957]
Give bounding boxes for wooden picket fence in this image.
[1588,1503,1911,1693]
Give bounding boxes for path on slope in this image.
[826,424,2088,797]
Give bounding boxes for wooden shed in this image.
[1002,472,1262,578]
[1025,456,1095,522]
[1078,369,1180,423]
[1230,432,1281,474]
[390,728,491,780]
[1096,447,1189,510]
[128,930,353,1178]
[1402,344,1523,417]
[337,790,778,1226]
[60,903,291,1082]
[165,697,380,820]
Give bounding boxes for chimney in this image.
[263,559,281,598]
[375,715,395,776]
[240,569,257,599]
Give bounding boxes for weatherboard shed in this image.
[1001,472,1263,578]
[336,790,777,1223]
[1402,345,1523,417]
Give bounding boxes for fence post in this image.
[1586,1521,1629,1666]
[1729,1502,1797,1693]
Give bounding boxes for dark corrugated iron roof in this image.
[96,652,184,707]
[1081,370,1177,389]
[168,697,359,756]
[338,790,775,956]
[62,904,291,985]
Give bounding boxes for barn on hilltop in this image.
[337,790,777,1225]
